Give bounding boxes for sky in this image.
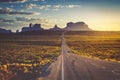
[0,0,120,32]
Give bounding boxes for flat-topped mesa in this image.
[22,23,44,32]
[64,22,92,31]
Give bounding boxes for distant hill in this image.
[64,22,92,31]
[0,28,12,34]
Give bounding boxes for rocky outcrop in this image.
[64,22,92,31]
[22,23,44,32]
[49,25,62,31]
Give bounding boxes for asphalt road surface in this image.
[37,33,120,80]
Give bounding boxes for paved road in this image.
[37,33,120,80]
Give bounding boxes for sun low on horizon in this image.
[0,0,120,32]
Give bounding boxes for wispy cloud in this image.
[53,5,64,9]
[0,0,46,3]
[32,0,46,2]
[0,7,39,15]
[26,4,80,10]
[66,5,80,8]
[15,17,39,22]
[0,18,14,23]
[26,4,51,10]
[26,4,37,9]
[0,0,27,3]
[0,18,15,29]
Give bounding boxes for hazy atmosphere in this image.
[0,0,120,32]
[0,0,120,80]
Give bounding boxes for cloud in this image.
[0,0,45,3]
[26,4,37,9]
[0,7,37,15]
[0,7,13,13]
[26,4,80,10]
[32,0,45,2]
[66,5,80,8]
[9,11,34,15]
[0,18,15,29]
[0,18,14,23]
[16,17,29,21]
[0,0,27,3]
[53,5,64,9]
[26,4,51,10]
[38,5,51,10]
[15,17,48,24]
[15,17,38,22]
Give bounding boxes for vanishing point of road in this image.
[37,33,120,80]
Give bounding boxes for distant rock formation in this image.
[16,30,19,33]
[22,23,44,32]
[64,22,92,31]
[0,21,92,34]
[49,25,62,31]
[0,28,12,34]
